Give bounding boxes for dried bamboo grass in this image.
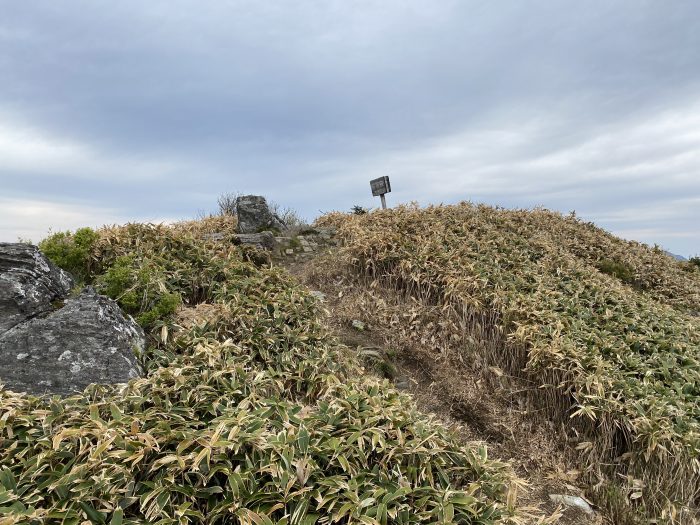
[0,218,516,524]
[318,202,700,524]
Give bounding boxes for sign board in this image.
[370,176,391,197]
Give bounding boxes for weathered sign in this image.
[370,176,391,197]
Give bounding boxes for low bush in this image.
[98,255,181,330]
[595,258,636,285]
[269,200,306,227]
[217,191,241,216]
[38,227,99,283]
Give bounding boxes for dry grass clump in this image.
[0,219,515,524]
[523,210,699,313]
[171,214,239,238]
[317,203,700,524]
[95,214,239,262]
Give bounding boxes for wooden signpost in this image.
[370,176,391,209]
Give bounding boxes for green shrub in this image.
[689,256,700,270]
[135,292,181,328]
[98,256,139,308]
[97,255,180,330]
[595,258,636,285]
[38,227,99,283]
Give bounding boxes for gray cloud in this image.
[0,1,698,255]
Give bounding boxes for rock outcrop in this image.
[0,243,74,332]
[236,195,286,234]
[234,232,277,251]
[275,227,339,260]
[0,244,144,396]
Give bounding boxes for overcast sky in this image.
[1,1,699,256]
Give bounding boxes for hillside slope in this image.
[317,203,700,524]
[0,217,516,524]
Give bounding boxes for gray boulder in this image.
[0,243,74,332]
[234,232,277,251]
[236,195,286,234]
[0,288,144,396]
[0,243,144,396]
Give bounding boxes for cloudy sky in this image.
[1,1,699,256]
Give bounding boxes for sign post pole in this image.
[370,176,391,210]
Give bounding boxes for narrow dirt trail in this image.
[277,252,607,525]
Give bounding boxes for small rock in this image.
[303,246,312,253]
[351,320,365,331]
[309,290,326,301]
[285,249,294,255]
[549,494,595,516]
[234,232,277,251]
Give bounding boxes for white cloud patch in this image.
[0,197,174,244]
[0,113,178,182]
[352,101,700,198]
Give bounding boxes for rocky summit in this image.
[0,243,143,396]
[235,194,286,233]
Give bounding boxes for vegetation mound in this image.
[0,217,514,524]
[317,203,700,524]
